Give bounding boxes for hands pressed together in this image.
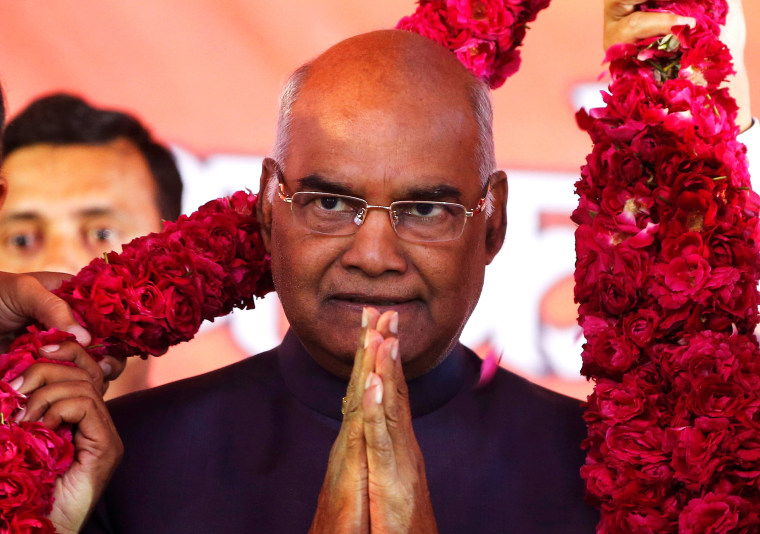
[309,308,438,534]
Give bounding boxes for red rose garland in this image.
[0,191,273,532]
[575,1,760,531]
[397,0,550,88]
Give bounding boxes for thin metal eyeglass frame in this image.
[276,174,490,242]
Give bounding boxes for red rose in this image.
[0,469,47,518]
[679,494,742,534]
[582,327,640,377]
[444,0,518,39]
[622,309,659,347]
[595,376,648,422]
[7,510,56,534]
[665,426,726,488]
[397,2,450,47]
[23,423,74,480]
[163,285,203,343]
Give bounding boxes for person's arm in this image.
[0,271,124,531]
[604,0,751,132]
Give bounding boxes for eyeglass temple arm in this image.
[466,180,491,217]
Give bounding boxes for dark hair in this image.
[3,93,182,221]
[0,85,5,158]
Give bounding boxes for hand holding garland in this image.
[0,271,124,533]
[604,0,752,131]
[0,271,125,382]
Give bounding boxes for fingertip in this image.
[8,375,24,393]
[373,375,383,404]
[66,325,91,346]
[676,16,696,28]
[98,359,113,379]
[363,373,383,407]
[375,338,399,372]
[376,310,399,337]
[365,330,383,350]
[12,406,27,423]
[365,307,380,329]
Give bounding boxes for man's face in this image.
[264,79,505,379]
[0,138,163,274]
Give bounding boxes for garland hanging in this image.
[574,1,760,531]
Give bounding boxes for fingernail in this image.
[389,312,398,335]
[677,16,696,27]
[98,360,113,377]
[365,373,373,390]
[362,307,369,328]
[66,325,91,346]
[8,376,23,392]
[13,407,26,423]
[391,339,399,361]
[40,344,59,354]
[364,332,372,349]
[374,377,383,404]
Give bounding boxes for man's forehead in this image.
[295,31,476,115]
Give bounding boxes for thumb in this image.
[0,271,91,345]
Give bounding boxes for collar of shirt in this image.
[277,329,475,421]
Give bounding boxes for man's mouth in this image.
[329,293,419,308]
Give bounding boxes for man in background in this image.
[0,93,182,397]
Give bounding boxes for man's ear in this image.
[485,170,507,264]
[257,158,278,253]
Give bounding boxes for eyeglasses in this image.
[277,181,489,243]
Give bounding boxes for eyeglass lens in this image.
[290,192,467,242]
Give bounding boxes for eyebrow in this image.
[77,208,116,219]
[0,208,116,223]
[403,185,463,202]
[0,212,42,224]
[297,175,355,195]
[296,174,464,202]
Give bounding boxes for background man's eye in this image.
[95,228,114,241]
[86,227,118,245]
[1,229,42,256]
[10,233,36,249]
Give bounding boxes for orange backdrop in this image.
[2,0,756,171]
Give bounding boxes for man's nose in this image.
[41,234,90,275]
[340,208,408,276]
